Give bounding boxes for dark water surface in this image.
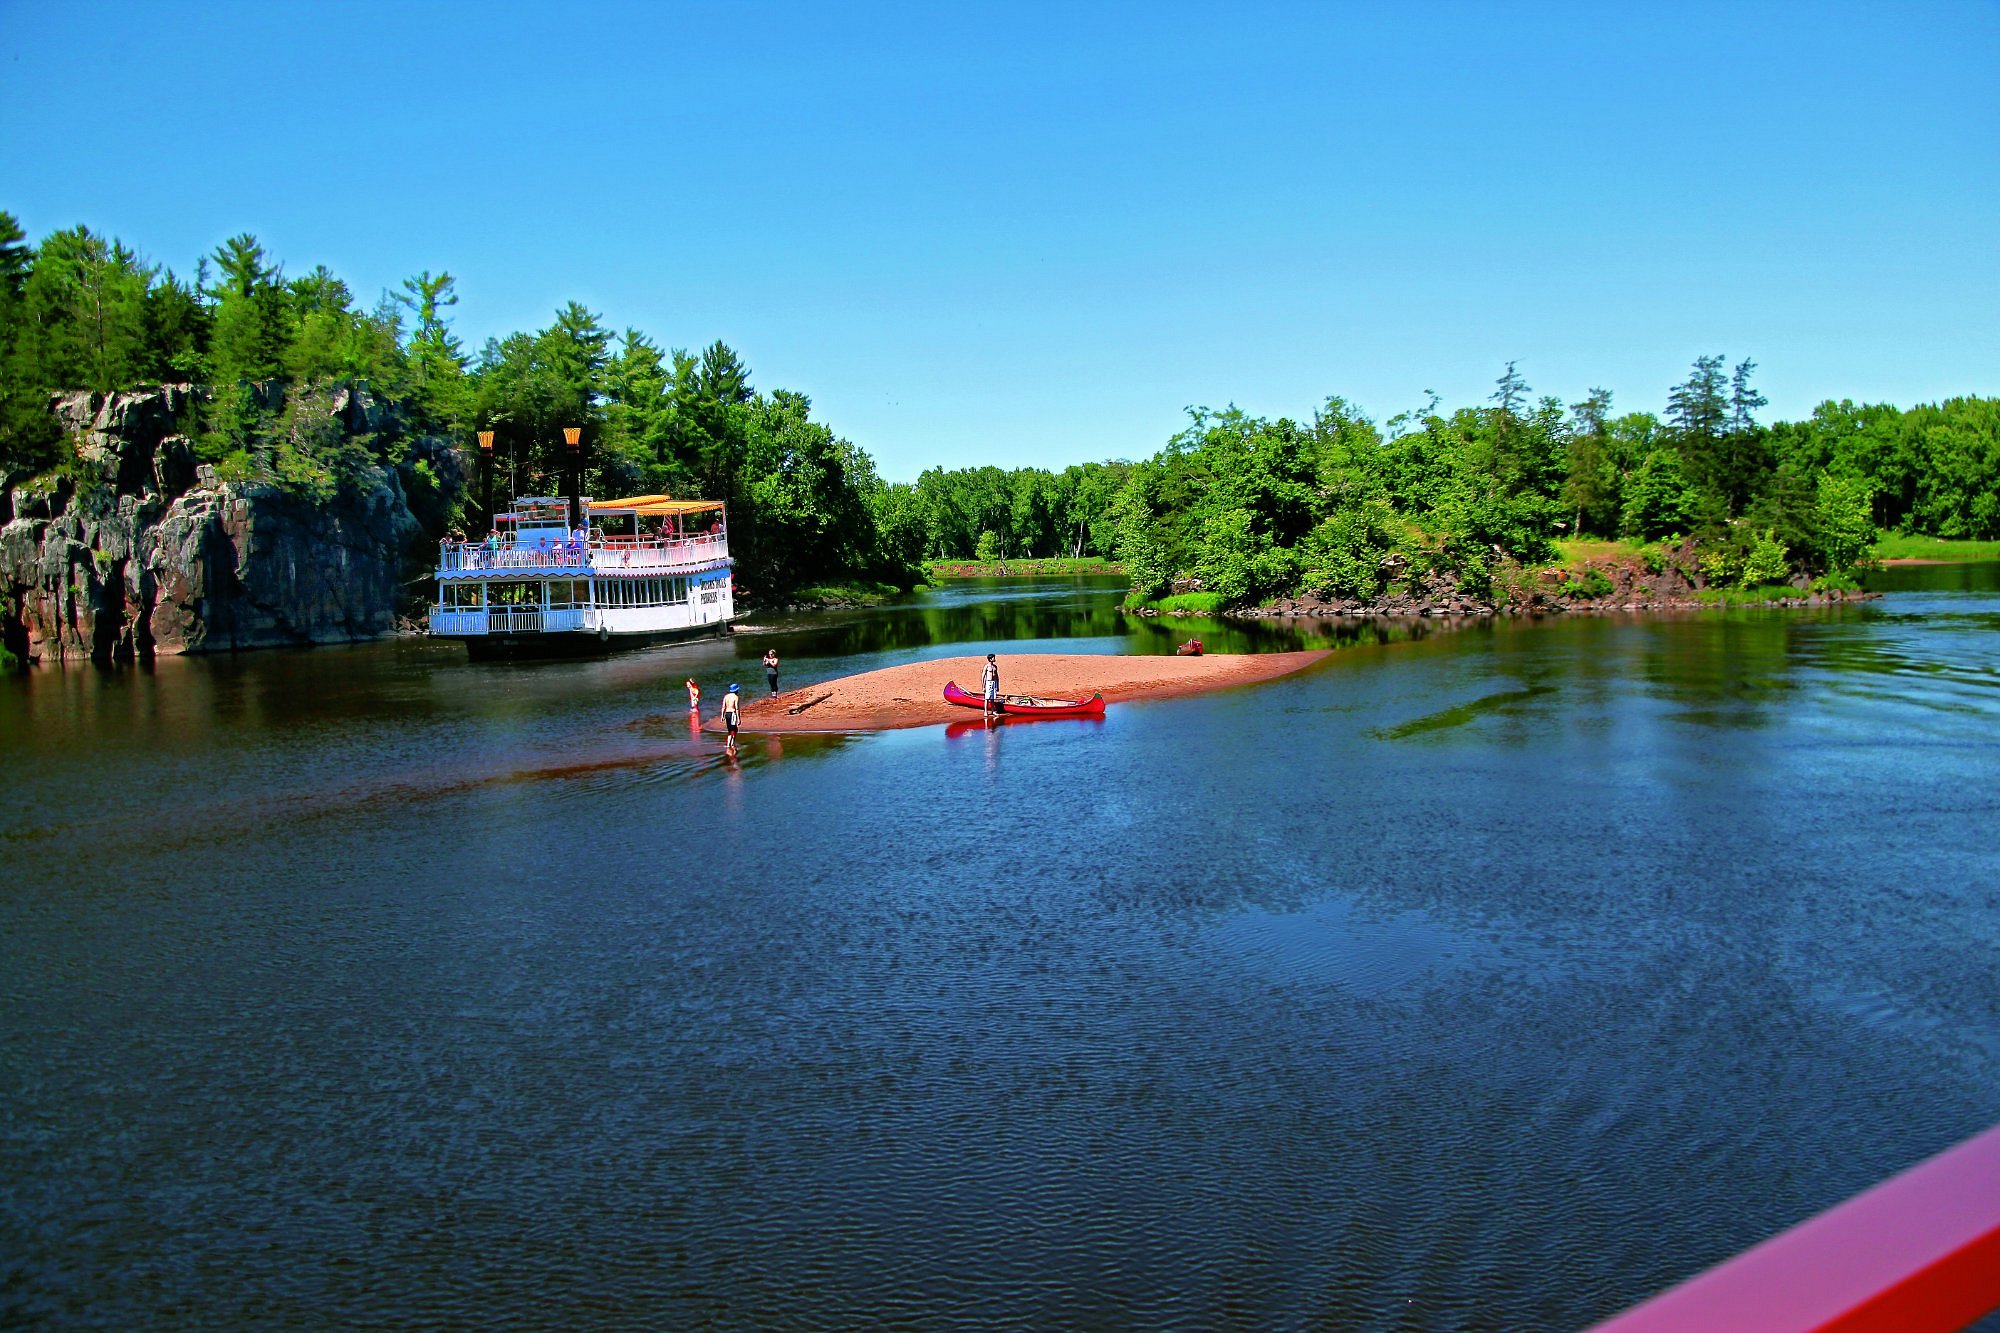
[4,570,1998,1329]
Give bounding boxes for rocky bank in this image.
[1,386,463,663]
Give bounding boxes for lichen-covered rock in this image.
[0,385,463,663]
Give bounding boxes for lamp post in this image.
[562,426,583,528]
[476,430,494,533]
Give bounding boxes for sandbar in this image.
[717,651,1329,733]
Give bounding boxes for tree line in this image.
[0,211,919,598]
[1109,360,1998,605]
[905,462,1129,563]
[2,210,1994,608]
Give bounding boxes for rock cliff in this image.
[0,386,463,662]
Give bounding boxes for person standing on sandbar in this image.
[763,648,780,696]
[982,653,1000,719]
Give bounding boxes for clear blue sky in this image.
[3,1,1994,480]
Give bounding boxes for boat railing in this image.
[429,604,600,635]
[1591,1119,2000,1331]
[438,540,592,572]
[589,532,729,571]
[438,532,728,574]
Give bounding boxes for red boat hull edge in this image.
[943,681,1107,717]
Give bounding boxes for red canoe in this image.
[943,681,1106,717]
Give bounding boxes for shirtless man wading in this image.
[982,653,1000,719]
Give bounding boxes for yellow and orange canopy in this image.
[586,494,725,517]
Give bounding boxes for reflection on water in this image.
[1866,559,2000,594]
[2,568,1998,1328]
[1371,684,1557,739]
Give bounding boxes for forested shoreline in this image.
[2,210,1996,629]
[1107,364,1998,613]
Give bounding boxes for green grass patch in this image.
[1128,591,1228,614]
[925,557,1123,578]
[1870,533,2000,562]
[786,582,905,607]
[1553,538,1641,565]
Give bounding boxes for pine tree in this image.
[398,270,469,429]
[1729,358,1768,433]
[603,328,676,488]
[0,210,45,470]
[15,226,152,394]
[1564,387,1617,535]
[1666,354,1729,444]
[698,340,753,404]
[1665,353,1730,512]
[1710,357,1773,516]
[1490,360,1529,420]
[144,269,209,382]
[205,234,287,384]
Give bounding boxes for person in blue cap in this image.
[721,682,742,745]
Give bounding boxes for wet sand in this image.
[714,651,1330,733]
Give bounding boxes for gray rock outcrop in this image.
[1,385,464,662]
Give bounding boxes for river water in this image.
[3,568,1997,1329]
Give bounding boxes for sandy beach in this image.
[714,651,1330,733]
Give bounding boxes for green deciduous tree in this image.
[1742,530,1789,585]
[1812,471,1876,572]
[1620,447,1700,540]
